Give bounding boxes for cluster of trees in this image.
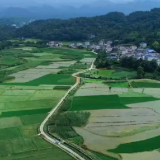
[0,70,14,83]
[1,8,160,51]
[95,52,160,79]
[49,111,90,139]
[13,8,160,49]
[0,25,15,41]
[94,52,116,68]
[120,57,158,73]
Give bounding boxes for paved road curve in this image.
[39,59,95,160]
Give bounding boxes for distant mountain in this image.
[16,8,160,47]
[0,17,34,27]
[0,7,33,18]
[0,0,160,19]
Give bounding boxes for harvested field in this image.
[121,150,160,160]
[119,91,150,97]
[143,88,160,98]
[7,68,61,83]
[81,58,95,64]
[75,83,128,97]
[35,61,76,69]
[71,95,128,111]
[84,109,160,137]
[127,100,160,114]
[75,126,160,154]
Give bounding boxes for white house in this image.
[99,40,104,46]
[95,45,101,50]
[76,43,83,47]
[106,48,113,52]
[130,45,137,50]
[140,42,147,48]
[84,41,90,46]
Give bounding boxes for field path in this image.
[39,57,96,160]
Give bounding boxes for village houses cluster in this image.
[47,40,160,65]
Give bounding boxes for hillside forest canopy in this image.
[1,9,160,50]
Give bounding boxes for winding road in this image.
[39,59,95,160]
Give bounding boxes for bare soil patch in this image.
[75,83,128,97]
[74,108,160,153]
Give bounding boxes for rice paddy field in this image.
[0,43,97,160]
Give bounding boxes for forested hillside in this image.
[0,25,15,40]
[16,8,160,47]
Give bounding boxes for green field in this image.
[27,74,75,85]
[120,97,159,104]
[107,82,128,88]
[20,114,47,125]
[70,95,128,111]
[111,71,136,79]
[131,81,160,88]
[85,69,136,79]
[109,135,160,153]
[70,94,159,111]
[88,70,114,78]
[84,79,105,83]
[1,74,76,86]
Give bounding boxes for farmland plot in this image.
[83,109,160,137]
[71,95,129,111]
[75,83,128,97]
[121,151,160,160]
[75,125,160,154]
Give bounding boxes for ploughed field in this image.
[0,44,96,160]
[71,81,160,160]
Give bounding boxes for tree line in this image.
[95,52,160,80]
[12,8,160,51]
[1,8,160,51]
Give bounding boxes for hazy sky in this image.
[0,0,134,8]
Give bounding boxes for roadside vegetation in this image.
[49,112,90,141]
